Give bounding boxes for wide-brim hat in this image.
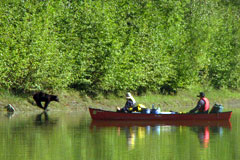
[126,92,132,99]
[197,92,205,97]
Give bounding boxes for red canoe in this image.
[89,107,232,121]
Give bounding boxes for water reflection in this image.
[192,126,210,148]
[125,127,136,150]
[5,112,15,119]
[35,111,58,127]
[123,125,175,150]
[90,120,231,149]
[191,125,226,148]
[0,111,236,160]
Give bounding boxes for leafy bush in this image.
[0,0,239,94]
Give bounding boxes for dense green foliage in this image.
[0,0,240,94]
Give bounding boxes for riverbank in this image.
[0,88,240,113]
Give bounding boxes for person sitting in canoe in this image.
[189,92,209,114]
[117,92,136,113]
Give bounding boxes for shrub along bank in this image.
[0,0,240,96]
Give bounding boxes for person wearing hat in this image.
[189,92,210,113]
[117,92,136,113]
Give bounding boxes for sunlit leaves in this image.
[0,0,239,93]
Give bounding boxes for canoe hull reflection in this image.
[90,120,232,129]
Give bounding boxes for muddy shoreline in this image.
[1,90,240,113]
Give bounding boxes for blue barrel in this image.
[151,108,160,114]
[141,108,151,114]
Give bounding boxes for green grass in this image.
[0,87,240,113]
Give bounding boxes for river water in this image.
[0,108,239,160]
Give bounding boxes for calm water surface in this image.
[0,109,239,160]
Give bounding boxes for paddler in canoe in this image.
[117,92,137,113]
[117,91,210,114]
[117,92,147,113]
[189,92,210,114]
[117,92,136,113]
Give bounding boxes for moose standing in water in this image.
[33,92,59,111]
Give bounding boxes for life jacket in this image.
[199,97,209,112]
